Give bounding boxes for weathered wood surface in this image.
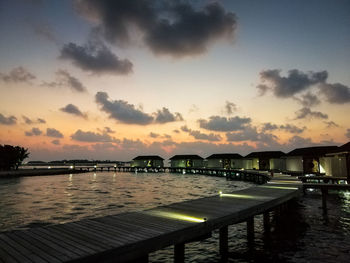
[0,177,301,263]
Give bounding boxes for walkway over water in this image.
[0,175,302,262]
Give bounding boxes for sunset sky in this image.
[1,0,349,161]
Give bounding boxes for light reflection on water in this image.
[0,172,251,232]
[1,173,350,262]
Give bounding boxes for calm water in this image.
[0,172,349,262]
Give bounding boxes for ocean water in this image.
[0,172,349,262]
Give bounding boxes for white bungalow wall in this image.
[269,158,286,171]
[242,159,253,169]
[320,156,347,177]
[286,157,303,172]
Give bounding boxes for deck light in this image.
[149,211,206,223]
[260,185,298,190]
[219,192,270,200]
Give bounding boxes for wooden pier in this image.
[0,175,301,263]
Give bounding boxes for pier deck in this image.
[0,176,301,262]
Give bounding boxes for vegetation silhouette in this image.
[0,144,29,170]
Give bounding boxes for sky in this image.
[0,0,349,161]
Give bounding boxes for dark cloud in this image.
[257,69,327,98]
[75,0,237,57]
[198,115,251,132]
[22,116,46,124]
[71,129,117,142]
[95,92,154,125]
[51,140,60,145]
[25,127,42,136]
[41,70,87,93]
[0,113,17,125]
[31,21,58,43]
[56,70,87,92]
[261,123,278,132]
[324,121,339,128]
[279,124,305,134]
[294,107,328,120]
[346,129,350,139]
[224,101,237,115]
[262,122,305,134]
[0,67,36,83]
[319,83,350,104]
[181,125,221,141]
[102,127,115,134]
[295,92,321,107]
[60,42,133,75]
[149,132,160,138]
[60,104,87,118]
[37,118,46,124]
[46,128,64,138]
[154,108,183,123]
[95,91,183,125]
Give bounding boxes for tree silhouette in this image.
[0,145,29,170]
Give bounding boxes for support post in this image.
[247,217,254,244]
[219,226,228,260]
[263,211,270,233]
[321,188,328,214]
[174,243,185,263]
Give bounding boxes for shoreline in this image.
[0,168,88,178]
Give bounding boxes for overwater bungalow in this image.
[244,151,286,171]
[323,142,350,178]
[131,155,164,168]
[206,153,243,169]
[169,155,204,168]
[285,146,338,175]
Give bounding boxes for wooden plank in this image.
[35,227,99,255]
[29,228,86,258]
[18,230,75,261]
[9,232,61,263]
[79,220,159,244]
[0,234,42,263]
[0,238,24,263]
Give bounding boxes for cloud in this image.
[75,0,237,57]
[0,67,36,83]
[294,107,328,120]
[0,114,17,125]
[319,83,350,104]
[25,127,42,136]
[60,42,133,75]
[46,128,64,138]
[346,129,350,139]
[181,125,221,141]
[261,122,305,134]
[42,70,87,93]
[154,107,183,123]
[22,116,46,124]
[149,132,160,138]
[257,69,327,98]
[294,92,321,107]
[95,91,183,125]
[198,115,251,132]
[324,121,339,128]
[95,92,154,124]
[60,104,87,118]
[102,127,115,134]
[71,129,118,142]
[51,140,60,145]
[56,70,87,92]
[31,21,58,43]
[224,101,237,115]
